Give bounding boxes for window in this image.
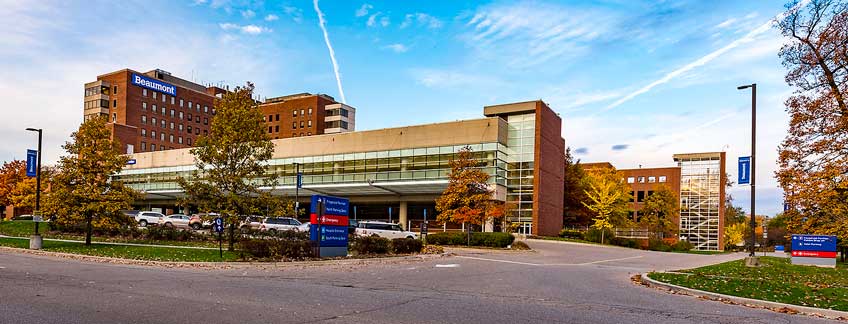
[340,108,348,117]
[308,108,312,115]
[275,125,279,132]
[203,130,208,136]
[307,120,312,127]
[179,111,183,119]
[169,134,174,143]
[160,120,165,128]
[659,176,667,183]
[141,129,146,137]
[268,126,273,133]
[142,102,147,110]
[203,117,208,125]
[637,191,646,202]
[187,125,192,133]
[180,99,184,107]
[300,109,304,116]
[292,110,297,117]
[151,144,156,151]
[204,106,208,113]
[638,176,646,183]
[268,115,272,122]
[627,177,635,184]
[160,133,165,141]
[211,108,216,115]
[341,120,348,129]
[178,137,183,144]
[151,130,156,138]
[648,176,656,183]
[307,132,311,135]
[628,191,634,202]
[647,190,654,198]
[170,122,174,130]
[141,142,146,152]
[161,106,165,116]
[161,94,165,103]
[195,128,200,135]
[195,116,200,123]
[292,122,296,129]
[171,97,175,105]
[300,132,304,136]
[187,137,192,145]
[179,124,183,132]
[113,86,117,94]
[188,101,192,109]
[300,121,304,128]
[151,117,156,125]
[143,89,147,96]
[161,146,166,151]
[152,104,157,113]
[112,113,116,122]
[112,99,116,107]
[187,113,192,121]
[153,92,157,100]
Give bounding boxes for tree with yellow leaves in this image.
[582,167,631,244]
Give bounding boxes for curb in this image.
[640,272,848,321]
[0,235,218,250]
[0,246,449,270]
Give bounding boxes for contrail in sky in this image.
[603,0,810,111]
[313,0,346,103]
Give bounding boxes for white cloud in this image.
[313,0,347,103]
[715,18,737,29]
[603,0,809,111]
[264,14,278,21]
[356,4,372,17]
[283,6,303,23]
[380,16,390,27]
[219,23,271,35]
[463,3,613,67]
[400,13,442,29]
[241,9,255,19]
[382,43,408,53]
[410,69,504,89]
[367,13,380,27]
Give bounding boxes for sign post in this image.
[213,217,224,258]
[791,235,837,268]
[310,195,349,258]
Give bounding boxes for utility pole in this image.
[25,128,42,240]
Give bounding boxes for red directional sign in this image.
[791,251,837,258]
[310,214,349,226]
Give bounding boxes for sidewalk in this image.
[0,235,218,250]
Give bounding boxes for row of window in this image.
[139,141,184,152]
[140,88,213,113]
[139,132,193,145]
[140,125,207,137]
[265,108,314,122]
[629,190,655,203]
[325,120,349,129]
[270,120,313,133]
[140,101,213,116]
[626,175,667,184]
[140,114,207,127]
[325,108,349,117]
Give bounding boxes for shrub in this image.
[558,229,584,239]
[425,232,515,248]
[511,241,531,250]
[144,226,200,241]
[244,229,309,241]
[672,240,694,252]
[610,237,638,248]
[391,238,423,254]
[648,239,672,252]
[351,235,391,254]
[237,239,312,260]
[583,228,615,243]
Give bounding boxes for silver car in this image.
[160,214,191,229]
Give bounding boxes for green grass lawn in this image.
[0,237,240,262]
[649,256,848,311]
[0,220,217,248]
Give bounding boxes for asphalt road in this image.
[0,240,837,324]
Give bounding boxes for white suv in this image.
[355,221,419,239]
[259,217,302,232]
[136,212,164,227]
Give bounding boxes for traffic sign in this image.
[213,217,224,233]
[738,156,751,185]
[26,150,37,177]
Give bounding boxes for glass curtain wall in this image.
[678,157,721,251]
[504,114,536,235]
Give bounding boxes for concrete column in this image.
[399,201,408,230]
[484,217,494,232]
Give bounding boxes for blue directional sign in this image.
[309,195,350,249]
[127,159,137,165]
[738,156,751,185]
[791,235,837,252]
[25,150,37,177]
[213,217,224,233]
[296,172,303,189]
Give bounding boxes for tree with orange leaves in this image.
[435,146,499,231]
[0,160,27,211]
[775,0,848,245]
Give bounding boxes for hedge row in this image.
[237,239,313,260]
[350,236,423,255]
[425,232,515,248]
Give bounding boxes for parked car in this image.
[189,212,219,230]
[348,219,359,235]
[160,214,191,229]
[240,216,265,231]
[259,217,302,232]
[297,222,311,232]
[135,211,165,227]
[121,210,140,218]
[12,214,34,221]
[355,221,419,239]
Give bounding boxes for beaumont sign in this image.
[131,73,176,96]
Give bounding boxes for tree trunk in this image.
[228,223,235,251]
[601,230,605,245]
[85,213,92,246]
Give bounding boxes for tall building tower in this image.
[673,152,726,251]
[83,69,224,154]
[258,93,355,139]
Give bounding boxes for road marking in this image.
[455,255,644,267]
[434,264,460,268]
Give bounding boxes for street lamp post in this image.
[737,83,757,260]
[25,128,42,234]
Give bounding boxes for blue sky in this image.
[1,0,798,215]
